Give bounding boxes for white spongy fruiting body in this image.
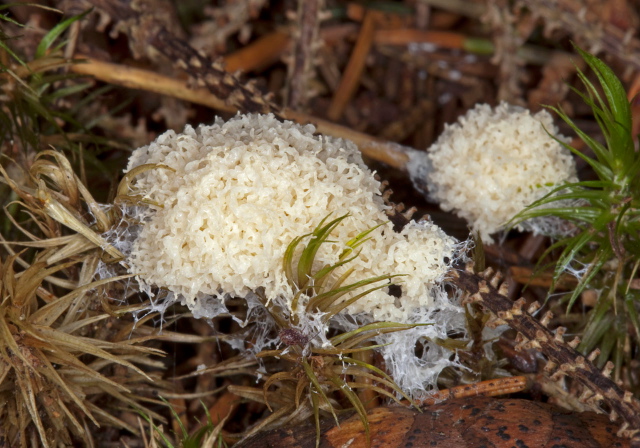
[125,114,457,323]
[424,102,577,243]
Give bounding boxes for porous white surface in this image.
[125,114,457,322]
[423,102,577,243]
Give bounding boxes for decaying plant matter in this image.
[84,0,280,115]
[0,152,168,448]
[230,214,420,447]
[237,395,631,448]
[2,2,640,447]
[516,0,640,72]
[0,11,171,446]
[451,264,640,445]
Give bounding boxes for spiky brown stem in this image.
[149,28,280,115]
[86,0,280,115]
[450,263,640,446]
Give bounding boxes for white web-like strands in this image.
[382,289,466,399]
[517,197,585,240]
[93,203,179,330]
[332,285,468,400]
[94,203,482,398]
[563,258,590,281]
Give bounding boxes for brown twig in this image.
[70,56,233,112]
[86,0,278,114]
[412,376,530,406]
[508,265,578,289]
[70,56,414,169]
[326,10,377,121]
[374,29,467,49]
[149,28,279,115]
[224,30,290,73]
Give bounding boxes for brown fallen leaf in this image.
[236,396,629,448]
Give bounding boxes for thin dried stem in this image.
[69,56,414,170]
[285,0,323,110]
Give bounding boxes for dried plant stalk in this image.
[285,0,323,110]
[69,56,414,169]
[0,151,171,447]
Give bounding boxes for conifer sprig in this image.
[509,47,640,376]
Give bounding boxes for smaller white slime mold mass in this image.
[425,102,577,243]
[126,114,456,322]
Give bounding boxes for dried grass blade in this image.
[36,186,124,261]
[200,412,230,448]
[12,259,76,308]
[239,404,296,443]
[295,374,307,408]
[301,359,338,425]
[31,150,113,231]
[33,351,97,426]
[16,372,50,448]
[45,234,97,264]
[262,371,297,411]
[30,325,152,380]
[31,153,80,208]
[327,375,370,445]
[30,274,133,326]
[86,401,140,435]
[0,310,35,369]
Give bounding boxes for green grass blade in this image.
[324,283,397,320]
[283,233,308,289]
[575,46,632,147]
[307,274,398,312]
[339,222,385,259]
[327,376,370,446]
[0,39,28,67]
[330,322,428,347]
[339,356,394,382]
[547,105,613,179]
[310,389,321,448]
[513,206,603,225]
[135,406,176,448]
[564,254,607,309]
[312,251,360,292]
[301,360,339,425]
[554,231,597,278]
[35,9,91,59]
[296,214,348,289]
[624,291,640,348]
[41,82,93,102]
